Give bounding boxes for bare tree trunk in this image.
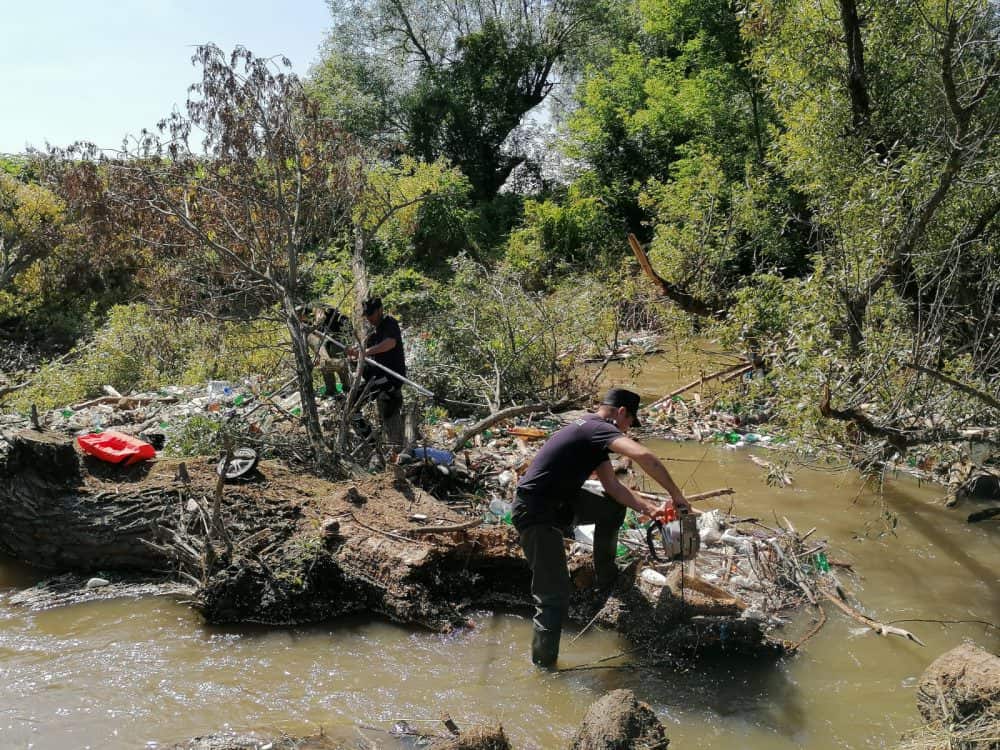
[839,0,872,135]
[283,295,327,464]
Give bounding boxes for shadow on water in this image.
[560,650,806,741]
[881,482,1000,595]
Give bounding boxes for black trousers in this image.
[517,487,626,632]
[351,379,404,452]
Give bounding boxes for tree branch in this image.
[904,362,1000,411]
[627,233,722,319]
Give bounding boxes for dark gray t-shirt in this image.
[512,414,622,530]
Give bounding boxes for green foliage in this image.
[356,265,445,327]
[165,414,223,457]
[307,48,398,144]
[14,304,287,410]
[410,256,622,409]
[315,0,584,201]
[504,180,619,287]
[402,18,559,199]
[0,172,66,293]
[639,151,799,307]
[357,156,475,273]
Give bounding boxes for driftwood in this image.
[646,363,751,412]
[449,401,565,453]
[627,233,720,319]
[820,587,925,646]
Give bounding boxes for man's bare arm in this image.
[608,435,690,510]
[595,461,662,516]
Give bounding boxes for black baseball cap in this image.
[601,387,642,426]
[362,297,382,316]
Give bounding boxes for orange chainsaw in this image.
[646,506,700,562]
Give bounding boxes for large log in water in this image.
[0,429,176,570]
[0,428,783,657]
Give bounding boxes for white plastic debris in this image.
[497,470,514,488]
[86,577,110,588]
[206,380,233,398]
[697,509,725,545]
[720,529,755,553]
[640,568,668,586]
[573,524,595,548]
[729,575,763,591]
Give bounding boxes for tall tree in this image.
[313,0,597,199]
[53,45,362,464]
[734,0,1000,457]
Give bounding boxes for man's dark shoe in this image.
[531,626,561,668]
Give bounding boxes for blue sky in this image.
[0,0,331,153]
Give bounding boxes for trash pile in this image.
[0,378,360,467]
[0,374,915,653]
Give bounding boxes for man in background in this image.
[301,303,352,398]
[348,297,406,453]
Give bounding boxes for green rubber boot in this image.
[531,626,561,668]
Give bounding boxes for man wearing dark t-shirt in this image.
[513,388,690,667]
[348,297,406,452]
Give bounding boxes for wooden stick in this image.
[821,588,925,646]
[450,400,565,452]
[788,603,828,652]
[719,365,754,384]
[406,518,483,535]
[635,487,734,503]
[646,363,751,411]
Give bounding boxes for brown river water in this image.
[2,353,998,749]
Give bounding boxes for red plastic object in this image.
[77,430,156,466]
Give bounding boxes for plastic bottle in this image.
[489,499,513,525]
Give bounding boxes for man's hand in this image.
[652,496,690,523]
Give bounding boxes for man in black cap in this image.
[512,387,690,667]
[348,297,406,452]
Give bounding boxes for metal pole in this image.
[310,328,436,398]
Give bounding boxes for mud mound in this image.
[570,689,669,749]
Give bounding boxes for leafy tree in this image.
[51,45,362,463]
[734,0,1000,461]
[314,0,597,200]
[0,172,65,293]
